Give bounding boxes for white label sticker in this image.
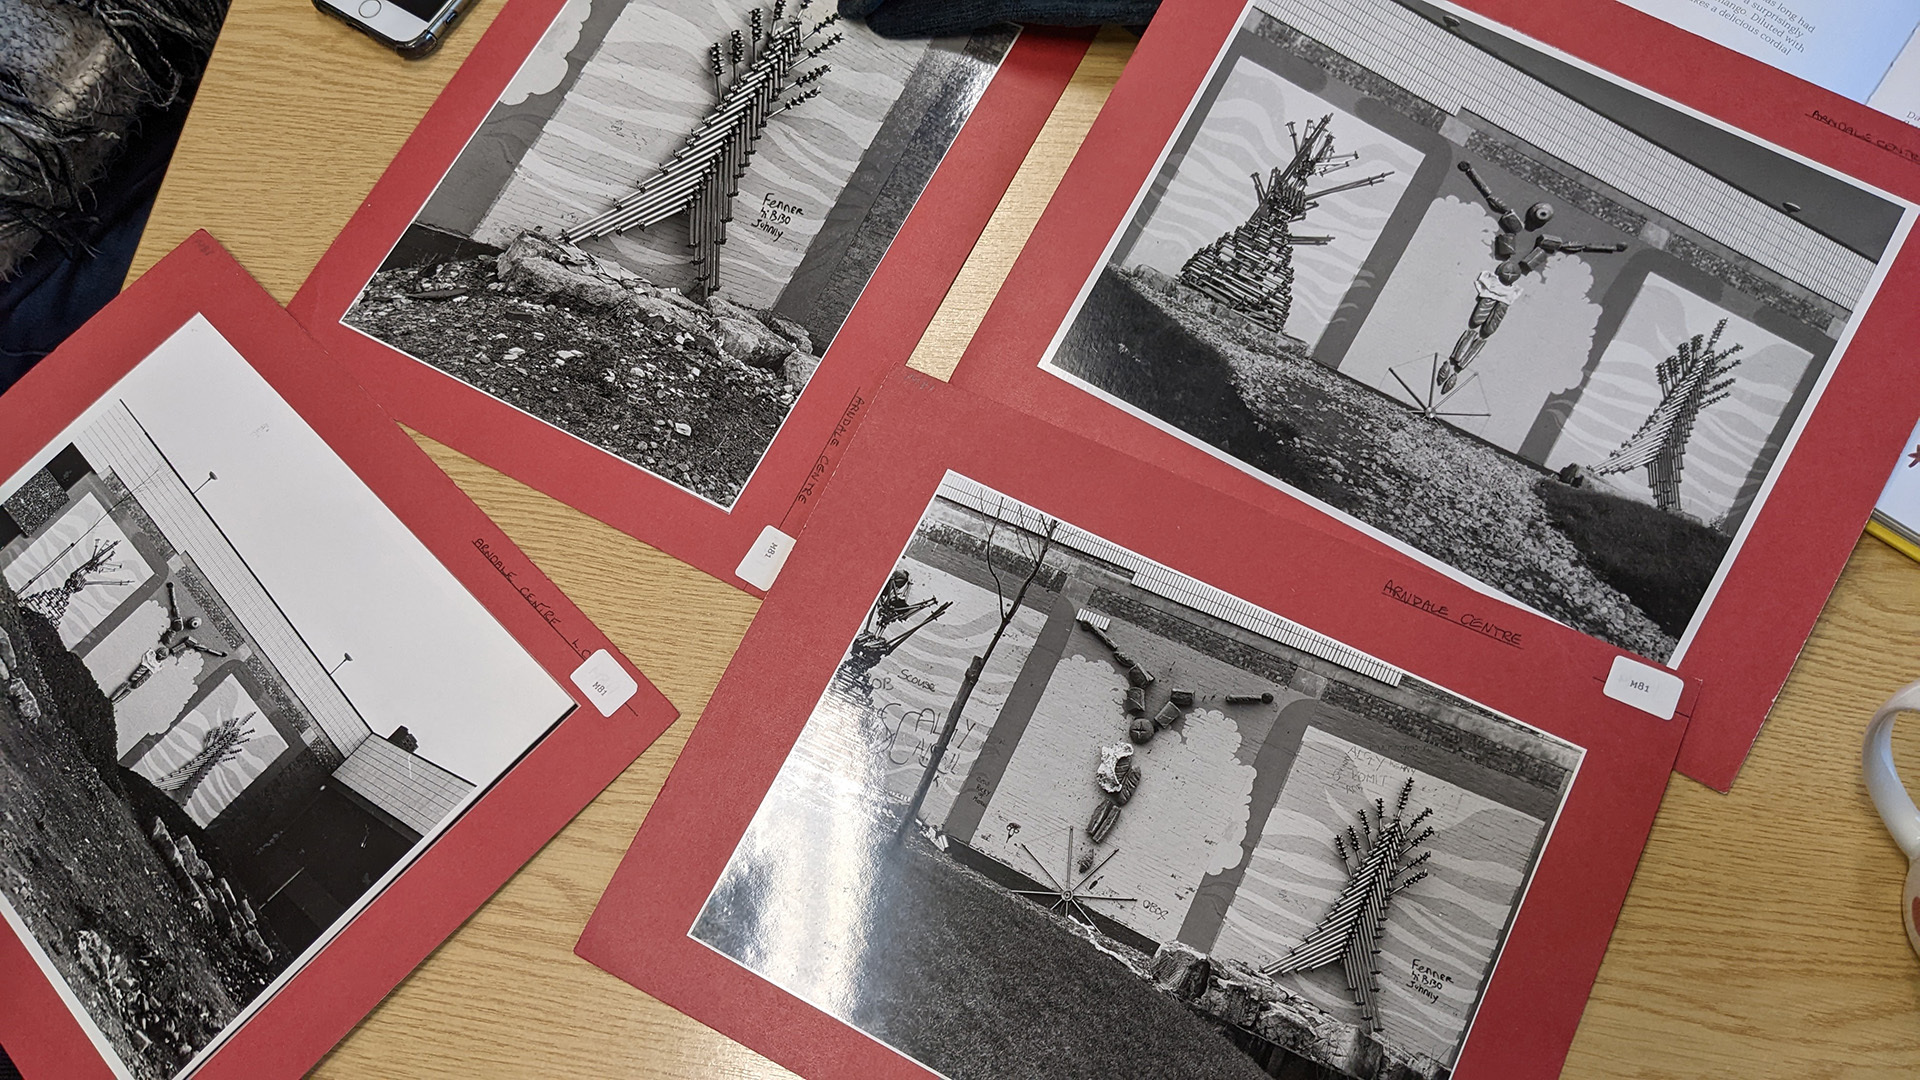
[736,525,797,591]
[1603,655,1684,720]
[570,649,638,718]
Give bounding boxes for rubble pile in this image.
[75,929,215,1077]
[1149,942,1450,1080]
[344,230,825,507]
[148,819,272,965]
[0,626,39,720]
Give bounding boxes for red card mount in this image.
[947,0,1920,790]
[290,0,1090,596]
[578,369,1693,1080]
[0,233,675,1080]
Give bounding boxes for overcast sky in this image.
[3,316,573,783]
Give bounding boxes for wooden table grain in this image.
[129,4,1920,1076]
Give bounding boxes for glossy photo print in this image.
[1039,0,1913,664]
[0,317,575,1080]
[340,0,1015,509]
[690,473,1582,1080]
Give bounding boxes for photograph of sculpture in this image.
[0,317,575,1080]
[341,0,1016,507]
[1042,0,1912,663]
[692,474,1582,1080]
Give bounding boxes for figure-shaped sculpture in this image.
[20,540,130,624]
[869,569,940,632]
[1438,161,1628,393]
[110,582,230,703]
[154,712,256,804]
[1179,115,1393,333]
[1591,318,1743,515]
[565,1,842,301]
[1263,777,1433,1033]
[838,593,951,690]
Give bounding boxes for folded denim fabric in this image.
[839,0,1159,36]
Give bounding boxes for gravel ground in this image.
[346,233,822,508]
[1057,266,1677,661]
[0,584,261,1079]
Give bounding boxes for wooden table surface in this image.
[126,2,1920,1076]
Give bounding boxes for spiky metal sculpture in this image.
[1263,777,1433,1033]
[155,712,255,804]
[1591,319,1743,515]
[20,540,130,624]
[1179,114,1391,333]
[564,1,842,300]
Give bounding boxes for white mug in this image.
[1863,678,1920,957]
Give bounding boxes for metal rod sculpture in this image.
[1179,114,1391,333]
[155,712,256,804]
[20,539,130,624]
[1591,318,1743,515]
[1262,777,1432,1033]
[564,1,841,301]
[1008,827,1138,928]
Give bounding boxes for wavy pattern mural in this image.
[475,1,926,308]
[1545,272,1817,527]
[1210,727,1544,1067]
[846,556,1048,823]
[130,676,286,828]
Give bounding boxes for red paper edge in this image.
[0,232,678,1080]
[576,368,1690,1080]
[945,0,1920,793]
[287,5,1091,595]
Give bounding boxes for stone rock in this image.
[1148,941,1212,999]
[782,348,821,392]
[1124,686,1147,717]
[705,295,757,322]
[629,291,701,331]
[0,627,15,669]
[1127,663,1154,688]
[494,233,631,310]
[8,678,39,721]
[1169,955,1392,1079]
[767,313,814,355]
[1153,701,1183,731]
[1086,799,1121,843]
[1170,688,1195,708]
[1128,715,1156,744]
[712,314,791,369]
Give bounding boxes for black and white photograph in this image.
[691,474,1581,1080]
[0,317,575,1080]
[1042,0,1913,662]
[342,0,1016,507]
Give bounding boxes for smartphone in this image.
[313,0,469,58]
